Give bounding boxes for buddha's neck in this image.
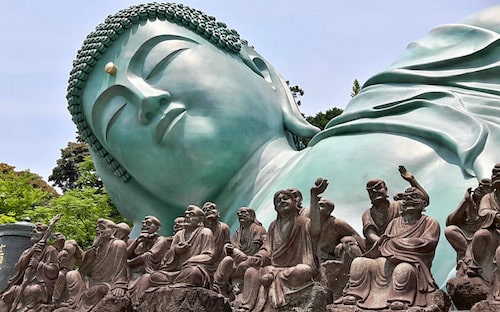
[215,136,305,228]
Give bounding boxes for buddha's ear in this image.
[282,99,320,138]
[240,52,273,85]
[240,47,319,139]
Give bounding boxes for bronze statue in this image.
[127,216,171,279]
[61,219,128,311]
[233,179,326,311]
[462,163,500,282]
[445,178,492,270]
[130,205,215,308]
[362,166,428,250]
[0,217,60,312]
[67,2,500,286]
[213,207,267,298]
[335,187,440,310]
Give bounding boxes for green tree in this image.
[306,107,343,130]
[77,155,104,190]
[49,139,90,192]
[23,187,119,248]
[351,79,362,97]
[24,155,127,248]
[287,80,305,107]
[0,163,57,223]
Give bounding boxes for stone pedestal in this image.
[327,289,450,312]
[0,220,34,291]
[471,300,500,312]
[136,286,232,312]
[446,276,489,310]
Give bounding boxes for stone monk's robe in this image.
[153,226,214,288]
[238,215,319,309]
[346,215,440,309]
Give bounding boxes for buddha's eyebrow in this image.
[129,35,199,80]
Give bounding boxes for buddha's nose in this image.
[139,91,171,124]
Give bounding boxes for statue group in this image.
[4,163,500,311]
[4,1,500,311]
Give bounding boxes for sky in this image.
[0,0,498,184]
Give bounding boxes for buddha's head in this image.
[68,3,318,217]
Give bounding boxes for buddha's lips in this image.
[155,104,186,143]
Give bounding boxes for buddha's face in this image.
[82,19,286,207]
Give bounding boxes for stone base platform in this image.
[135,286,231,312]
[446,276,489,310]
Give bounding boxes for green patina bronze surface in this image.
[68,3,500,285]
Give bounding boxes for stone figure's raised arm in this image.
[446,187,473,226]
[398,165,429,206]
[310,177,329,240]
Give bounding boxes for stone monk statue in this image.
[67,3,500,285]
[335,187,441,310]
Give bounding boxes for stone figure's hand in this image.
[334,243,344,258]
[136,233,148,243]
[28,256,39,268]
[311,177,329,197]
[224,243,234,256]
[246,256,262,267]
[111,287,125,298]
[32,242,46,253]
[398,165,414,181]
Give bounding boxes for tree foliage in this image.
[23,187,120,248]
[26,152,126,248]
[351,79,362,97]
[1,148,128,248]
[0,163,57,222]
[48,140,90,192]
[306,107,344,130]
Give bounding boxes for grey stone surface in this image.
[0,221,33,291]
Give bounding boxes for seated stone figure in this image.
[172,216,185,234]
[462,163,500,282]
[315,197,365,262]
[60,219,128,311]
[202,202,230,269]
[233,179,327,311]
[115,222,133,246]
[0,221,59,312]
[53,239,83,308]
[68,3,500,284]
[130,205,214,308]
[313,191,365,302]
[336,187,440,310]
[363,166,429,251]
[127,215,171,279]
[214,207,267,298]
[445,178,492,270]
